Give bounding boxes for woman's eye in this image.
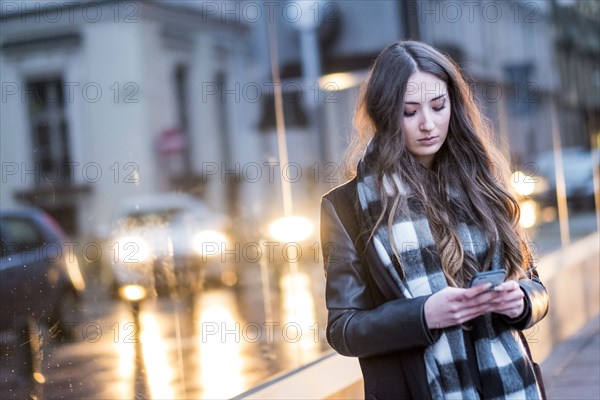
[404,110,416,117]
[433,101,447,112]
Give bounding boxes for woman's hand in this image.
[423,280,526,329]
[486,280,526,319]
[424,284,496,329]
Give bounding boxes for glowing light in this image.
[220,270,238,287]
[140,312,178,399]
[33,372,45,384]
[64,251,86,292]
[519,199,538,228]
[116,336,135,379]
[114,305,135,399]
[280,272,320,365]
[268,216,313,242]
[511,170,535,196]
[114,236,151,263]
[318,72,364,91]
[197,290,245,399]
[192,230,228,255]
[119,284,147,302]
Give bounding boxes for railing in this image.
[233,351,362,399]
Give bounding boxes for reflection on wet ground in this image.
[0,262,329,399]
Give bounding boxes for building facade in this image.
[1,0,596,241]
[1,0,257,239]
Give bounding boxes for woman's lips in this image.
[418,136,438,145]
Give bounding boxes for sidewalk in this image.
[541,314,600,399]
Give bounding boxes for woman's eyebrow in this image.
[404,94,446,105]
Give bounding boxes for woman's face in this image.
[402,71,451,169]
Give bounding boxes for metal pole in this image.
[299,28,321,109]
[267,15,293,217]
[400,0,421,40]
[299,28,325,165]
[590,132,600,232]
[550,101,570,246]
[496,84,512,163]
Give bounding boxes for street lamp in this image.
[268,215,314,243]
[318,72,367,92]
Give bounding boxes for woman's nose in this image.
[419,110,435,131]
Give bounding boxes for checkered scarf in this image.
[356,140,541,399]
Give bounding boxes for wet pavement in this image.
[0,261,330,400]
[542,315,600,400]
[5,293,598,399]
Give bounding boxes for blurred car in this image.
[0,207,85,341]
[106,193,235,301]
[530,147,598,210]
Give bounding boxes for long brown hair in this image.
[347,40,531,287]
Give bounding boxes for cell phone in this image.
[469,270,506,289]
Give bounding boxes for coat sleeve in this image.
[500,269,549,330]
[321,197,436,358]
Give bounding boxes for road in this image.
[1,261,329,400]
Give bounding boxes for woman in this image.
[320,40,549,399]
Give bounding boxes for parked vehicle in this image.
[0,207,85,338]
[106,193,234,301]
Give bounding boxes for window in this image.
[0,217,45,257]
[26,78,73,184]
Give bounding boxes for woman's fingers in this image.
[460,282,524,320]
[425,287,491,328]
[459,288,507,310]
[455,283,492,301]
[489,287,524,305]
[457,303,494,323]
[488,292,525,317]
[425,280,527,328]
[494,280,520,292]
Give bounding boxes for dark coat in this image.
[320,177,550,399]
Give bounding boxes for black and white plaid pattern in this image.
[356,140,541,399]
